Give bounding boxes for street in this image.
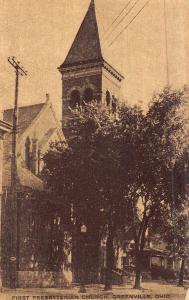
[0,282,188,300]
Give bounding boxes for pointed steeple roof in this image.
[61,0,103,68]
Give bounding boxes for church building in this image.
[1,96,65,288]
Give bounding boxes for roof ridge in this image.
[4,102,45,111]
[3,102,48,136]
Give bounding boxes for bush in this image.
[151,266,176,280]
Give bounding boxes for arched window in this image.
[25,136,31,169]
[84,88,93,103]
[70,90,80,108]
[106,90,111,106]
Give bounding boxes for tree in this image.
[121,87,188,289]
[166,213,188,286]
[42,87,188,290]
[154,151,189,286]
[43,103,126,289]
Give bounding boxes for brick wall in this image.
[62,66,122,123]
[102,69,122,105]
[62,72,102,123]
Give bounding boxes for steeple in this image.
[61,0,103,68]
[59,0,124,132]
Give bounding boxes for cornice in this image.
[59,60,102,73]
[59,59,124,83]
[103,60,124,82]
[0,120,12,133]
[62,67,102,80]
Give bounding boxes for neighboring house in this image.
[1,96,65,288]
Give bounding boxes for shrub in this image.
[151,266,176,280]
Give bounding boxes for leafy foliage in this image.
[42,87,188,287]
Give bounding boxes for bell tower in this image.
[58,0,124,283]
[58,0,124,130]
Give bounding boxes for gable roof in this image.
[3,103,45,136]
[61,0,103,68]
[2,102,60,191]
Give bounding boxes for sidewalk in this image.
[0,282,188,300]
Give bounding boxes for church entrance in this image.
[72,225,100,284]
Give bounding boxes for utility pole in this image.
[7,57,27,288]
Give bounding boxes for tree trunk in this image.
[178,257,185,287]
[133,216,149,289]
[104,230,114,291]
[134,251,142,289]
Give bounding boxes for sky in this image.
[0,0,189,119]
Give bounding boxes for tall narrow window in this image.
[106,91,111,106]
[25,136,31,169]
[112,95,117,113]
[84,88,93,103]
[70,90,80,108]
[31,138,38,175]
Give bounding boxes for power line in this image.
[108,0,151,47]
[96,5,106,34]
[8,57,27,76]
[103,0,140,43]
[101,0,132,39]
